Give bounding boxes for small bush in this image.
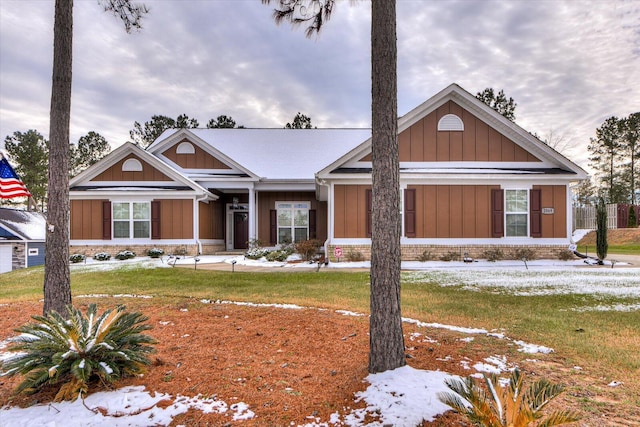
[513,247,537,261]
[345,249,365,262]
[439,251,460,262]
[115,250,136,260]
[93,252,111,261]
[295,239,323,261]
[0,304,156,401]
[69,254,85,264]
[418,250,435,262]
[556,249,575,261]
[265,250,290,262]
[245,247,270,260]
[628,205,638,228]
[147,248,164,258]
[482,248,503,262]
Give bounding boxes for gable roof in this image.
[150,128,372,181]
[69,142,217,198]
[0,208,46,241]
[318,83,588,180]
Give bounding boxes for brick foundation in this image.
[327,244,573,262]
[70,243,226,258]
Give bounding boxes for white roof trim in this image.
[69,142,217,200]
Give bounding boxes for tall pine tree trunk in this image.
[368,0,405,374]
[44,0,73,316]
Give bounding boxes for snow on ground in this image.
[3,236,636,426]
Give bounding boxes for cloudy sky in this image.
[1,0,639,170]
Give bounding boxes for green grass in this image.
[577,243,640,256]
[1,264,638,405]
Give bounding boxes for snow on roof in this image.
[184,128,371,180]
[0,208,46,241]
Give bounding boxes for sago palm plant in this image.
[438,368,581,427]
[0,304,157,401]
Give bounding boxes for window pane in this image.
[276,203,292,209]
[506,190,528,212]
[278,228,292,244]
[277,210,291,227]
[133,202,150,219]
[113,221,129,238]
[293,203,309,209]
[294,209,308,226]
[113,203,130,220]
[133,221,150,238]
[294,228,308,242]
[506,214,527,237]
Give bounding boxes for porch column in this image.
[248,185,256,242]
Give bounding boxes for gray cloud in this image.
[1,0,638,173]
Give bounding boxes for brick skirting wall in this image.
[327,244,573,263]
[70,243,225,258]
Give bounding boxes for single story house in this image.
[0,207,46,273]
[69,83,588,260]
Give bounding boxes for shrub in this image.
[93,252,111,261]
[245,247,270,260]
[345,249,365,262]
[628,205,637,228]
[265,250,290,262]
[513,247,537,261]
[0,304,157,401]
[596,199,608,262]
[115,250,136,260]
[556,249,575,261]
[482,248,504,262]
[439,251,460,262]
[147,248,164,258]
[69,254,85,264]
[418,250,435,262]
[438,368,580,427]
[295,239,323,261]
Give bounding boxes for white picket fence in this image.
[572,204,618,230]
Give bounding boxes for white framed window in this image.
[505,190,528,237]
[113,202,150,239]
[276,201,310,244]
[122,158,143,172]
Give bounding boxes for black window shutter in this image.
[366,189,372,238]
[151,201,161,239]
[404,188,416,238]
[530,189,542,238]
[102,201,112,240]
[309,209,316,239]
[491,189,504,238]
[270,209,277,245]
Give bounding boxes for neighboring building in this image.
[0,208,46,273]
[69,84,588,260]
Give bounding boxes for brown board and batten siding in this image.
[397,101,541,163]
[70,199,107,239]
[91,155,172,182]
[333,185,371,238]
[162,141,232,170]
[199,200,224,240]
[407,185,497,238]
[257,191,327,244]
[537,185,567,238]
[157,199,193,239]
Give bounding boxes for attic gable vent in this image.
[176,141,195,154]
[437,114,464,131]
[122,158,143,172]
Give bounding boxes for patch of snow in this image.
[572,229,592,242]
[514,340,554,354]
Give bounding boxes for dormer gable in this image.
[161,137,232,170]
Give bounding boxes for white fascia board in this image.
[70,142,139,186]
[70,190,200,200]
[255,182,316,192]
[400,174,574,185]
[150,129,260,180]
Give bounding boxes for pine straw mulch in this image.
[1,298,639,426]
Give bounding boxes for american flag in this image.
[0,156,32,199]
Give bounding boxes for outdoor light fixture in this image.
[231,259,237,272]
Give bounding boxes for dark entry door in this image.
[234,212,249,250]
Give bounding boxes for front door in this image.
[233,212,249,250]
